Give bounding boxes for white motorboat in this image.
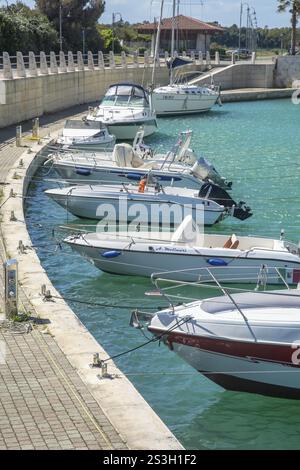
[63,216,300,284]
[135,284,300,399]
[86,83,157,139]
[45,185,227,227]
[55,119,115,151]
[47,131,252,221]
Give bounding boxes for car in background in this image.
[226,48,252,59]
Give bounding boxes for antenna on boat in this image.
[280,229,285,240]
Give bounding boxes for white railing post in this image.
[88,51,94,70]
[77,51,84,71]
[215,51,220,65]
[206,51,211,66]
[67,51,75,72]
[191,51,195,62]
[16,52,26,78]
[121,51,127,68]
[109,51,115,68]
[198,51,203,65]
[59,51,67,72]
[28,52,38,76]
[133,51,139,68]
[3,52,13,79]
[164,51,169,64]
[231,52,236,65]
[40,52,48,75]
[251,51,256,64]
[144,50,150,67]
[50,51,58,73]
[98,51,105,69]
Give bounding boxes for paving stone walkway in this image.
[0,108,128,450]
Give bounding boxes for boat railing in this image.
[150,266,300,342]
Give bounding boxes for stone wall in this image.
[0,49,215,128]
[274,56,300,88]
[192,63,275,90]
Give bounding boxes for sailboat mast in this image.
[151,0,165,87]
[170,0,176,85]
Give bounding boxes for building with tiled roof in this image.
[137,15,224,54]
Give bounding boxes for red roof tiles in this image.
[136,15,224,34]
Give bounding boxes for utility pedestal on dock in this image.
[4,259,18,319]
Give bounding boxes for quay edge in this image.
[0,133,184,451]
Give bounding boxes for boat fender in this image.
[207,258,228,267]
[75,167,92,176]
[127,173,143,180]
[101,251,121,259]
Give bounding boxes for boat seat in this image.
[223,234,238,249]
[231,240,240,249]
[112,143,135,167]
[171,215,198,244]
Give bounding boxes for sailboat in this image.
[151,1,220,116]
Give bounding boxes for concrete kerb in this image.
[0,136,183,451]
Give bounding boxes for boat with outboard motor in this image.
[131,274,300,400]
[86,83,157,139]
[55,119,115,151]
[63,216,300,284]
[45,184,228,226]
[46,130,252,222]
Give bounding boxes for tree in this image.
[277,0,300,54]
[0,2,59,54]
[36,0,105,52]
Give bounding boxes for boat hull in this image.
[166,337,300,399]
[106,120,157,140]
[152,92,219,116]
[53,161,201,188]
[64,240,300,285]
[46,192,224,227]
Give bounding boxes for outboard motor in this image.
[199,183,253,221]
[192,158,232,191]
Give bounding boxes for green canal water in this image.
[25,99,300,449]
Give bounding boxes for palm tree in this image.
[278,1,300,55]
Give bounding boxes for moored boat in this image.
[55,119,115,151]
[86,83,157,139]
[141,286,300,399]
[63,216,300,284]
[45,185,227,226]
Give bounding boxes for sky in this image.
[100,0,291,28]
[21,1,292,28]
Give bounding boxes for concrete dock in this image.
[0,109,183,450]
[221,87,296,102]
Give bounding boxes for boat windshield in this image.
[101,85,149,108]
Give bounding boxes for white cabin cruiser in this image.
[137,286,300,399]
[63,216,300,284]
[45,185,227,227]
[56,120,115,151]
[86,83,157,139]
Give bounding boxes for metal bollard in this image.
[16,126,22,147]
[32,118,40,140]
